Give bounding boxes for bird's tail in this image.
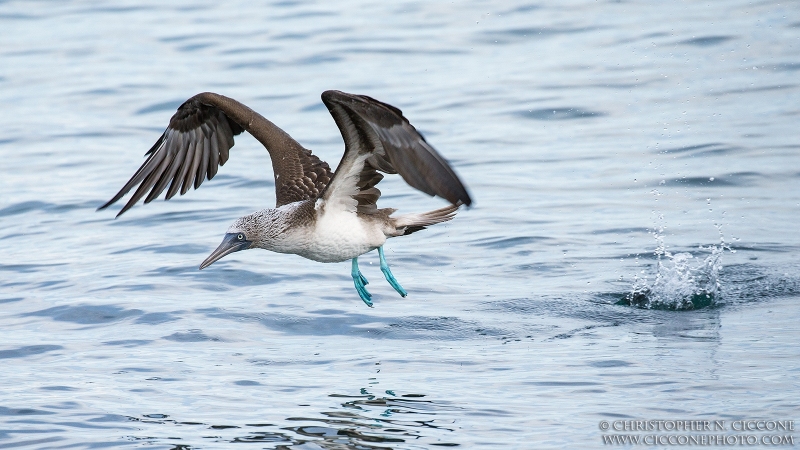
[391,204,460,236]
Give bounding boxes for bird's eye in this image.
[237,233,244,240]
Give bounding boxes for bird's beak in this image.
[199,233,250,270]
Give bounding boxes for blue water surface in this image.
[1,0,799,448]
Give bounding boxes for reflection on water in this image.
[3,390,459,449]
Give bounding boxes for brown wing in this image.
[98,92,333,216]
[320,90,471,213]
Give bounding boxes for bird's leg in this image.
[378,246,407,297]
[351,257,372,307]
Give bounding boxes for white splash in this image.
[626,226,734,310]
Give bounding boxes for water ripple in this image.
[516,107,605,120]
[678,35,735,46]
[0,345,64,360]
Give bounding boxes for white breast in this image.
[300,208,386,263]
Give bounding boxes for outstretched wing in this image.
[319,90,471,213]
[99,92,333,216]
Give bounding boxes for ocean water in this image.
[1,0,799,448]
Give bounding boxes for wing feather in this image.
[101,91,468,219]
[165,134,192,200]
[98,98,236,216]
[180,130,201,195]
[216,114,232,165]
[118,151,170,215]
[320,90,471,214]
[195,133,210,190]
[99,92,333,216]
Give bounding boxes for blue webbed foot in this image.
[351,257,373,307]
[378,246,407,297]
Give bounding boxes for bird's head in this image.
[199,213,262,270]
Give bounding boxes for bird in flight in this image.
[99,91,472,306]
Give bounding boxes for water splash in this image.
[619,226,734,310]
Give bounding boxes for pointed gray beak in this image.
[199,233,251,270]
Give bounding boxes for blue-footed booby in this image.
[99,91,472,306]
